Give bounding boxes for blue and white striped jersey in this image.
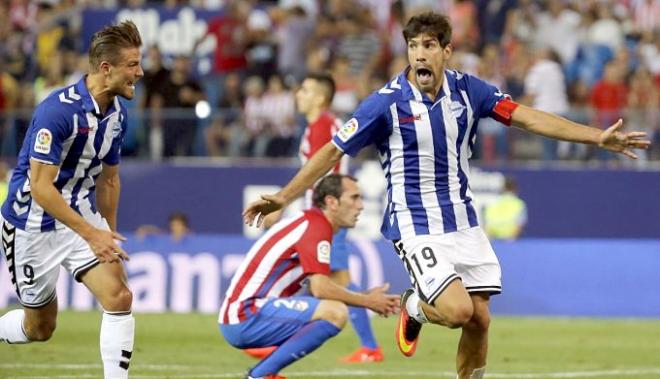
[1,76,127,232]
[332,68,508,241]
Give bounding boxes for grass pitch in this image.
[1,310,659,378]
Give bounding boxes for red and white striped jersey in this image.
[299,111,348,174]
[299,110,349,207]
[219,208,333,324]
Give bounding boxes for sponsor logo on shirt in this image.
[317,240,331,264]
[399,114,422,124]
[34,128,52,154]
[450,101,466,118]
[337,118,358,142]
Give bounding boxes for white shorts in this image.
[1,216,109,308]
[393,226,501,304]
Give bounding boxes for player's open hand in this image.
[599,119,651,159]
[86,229,129,263]
[243,193,286,227]
[365,283,400,317]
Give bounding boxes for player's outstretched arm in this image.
[510,104,650,159]
[308,274,400,317]
[243,142,344,227]
[30,160,129,263]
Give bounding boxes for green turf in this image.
[1,310,660,378]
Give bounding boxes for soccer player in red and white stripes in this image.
[219,174,399,379]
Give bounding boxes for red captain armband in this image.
[492,98,519,126]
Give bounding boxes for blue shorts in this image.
[330,228,349,272]
[220,296,320,349]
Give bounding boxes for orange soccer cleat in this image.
[340,346,384,363]
[395,288,423,357]
[243,346,277,359]
[245,374,286,379]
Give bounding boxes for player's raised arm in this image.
[243,141,344,226]
[509,103,650,159]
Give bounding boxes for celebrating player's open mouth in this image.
[415,66,434,88]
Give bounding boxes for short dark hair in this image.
[89,20,142,71]
[304,72,336,105]
[312,174,357,209]
[403,12,452,47]
[168,212,189,228]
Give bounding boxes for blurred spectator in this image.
[0,61,20,133]
[204,72,244,157]
[630,0,659,34]
[477,44,508,162]
[586,2,624,53]
[193,0,249,106]
[330,56,359,116]
[336,13,382,78]
[245,8,278,80]
[534,0,582,64]
[484,177,527,240]
[589,61,628,160]
[152,55,205,158]
[626,67,659,163]
[261,74,296,157]
[522,48,570,160]
[273,5,315,81]
[34,51,65,104]
[476,0,518,49]
[168,211,192,242]
[135,211,192,243]
[141,45,170,111]
[448,0,479,51]
[232,75,270,157]
[559,81,591,160]
[141,45,170,159]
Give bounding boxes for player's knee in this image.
[25,318,56,342]
[321,300,349,328]
[99,286,133,312]
[465,308,490,332]
[431,302,473,329]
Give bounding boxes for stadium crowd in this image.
[0,0,658,163]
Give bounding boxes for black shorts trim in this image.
[424,274,461,305]
[466,285,502,295]
[19,289,57,309]
[2,221,19,300]
[73,258,100,282]
[104,310,132,316]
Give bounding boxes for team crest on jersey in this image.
[34,128,52,154]
[337,118,358,142]
[317,240,331,264]
[110,120,122,138]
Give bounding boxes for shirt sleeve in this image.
[295,217,333,275]
[464,74,509,119]
[101,107,127,165]
[332,92,392,157]
[28,102,72,165]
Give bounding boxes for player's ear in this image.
[443,43,453,61]
[324,195,339,210]
[99,61,112,75]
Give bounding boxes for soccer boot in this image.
[340,346,384,363]
[395,288,422,357]
[245,372,286,379]
[243,346,277,359]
